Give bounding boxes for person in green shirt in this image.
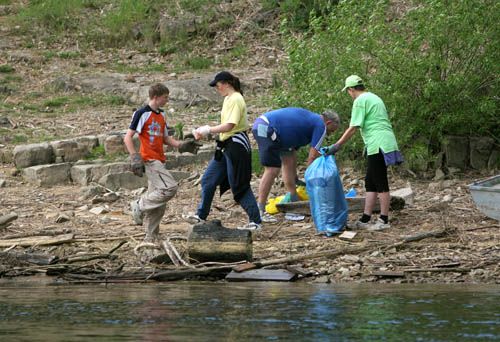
[326,75,403,231]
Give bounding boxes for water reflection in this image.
[0,280,498,341]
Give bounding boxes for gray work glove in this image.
[131,153,145,177]
[324,143,341,156]
[178,138,202,154]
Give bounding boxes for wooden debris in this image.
[226,269,296,282]
[0,233,74,248]
[0,212,18,229]
[233,228,450,272]
[0,251,58,265]
[162,239,187,267]
[187,220,252,263]
[338,231,357,240]
[371,271,406,278]
[276,196,405,215]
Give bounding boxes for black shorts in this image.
[365,150,389,193]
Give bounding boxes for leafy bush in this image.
[263,0,338,30]
[277,0,499,170]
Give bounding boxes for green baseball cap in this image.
[342,75,363,91]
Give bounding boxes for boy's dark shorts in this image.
[365,150,389,193]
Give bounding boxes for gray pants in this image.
[139,160,178,240]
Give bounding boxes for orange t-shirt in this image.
[129,105,167,162]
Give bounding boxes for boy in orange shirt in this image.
[124,83,200,242]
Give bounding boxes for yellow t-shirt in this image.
[219,92,248,141]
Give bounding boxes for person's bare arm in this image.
[306,147,321,165]
[336,126,358,146]
[123,129,137,155]
[164,134,181,148]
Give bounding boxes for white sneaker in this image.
[237,222,262,231]
[130,199,143,225]
[347,220,370,230]
[284,213,305,221]
[182,213,204,224]
[260,211,278,223]
[367,218,390,231]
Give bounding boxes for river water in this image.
[0,278,498,341]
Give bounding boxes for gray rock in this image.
[51,140,89,162]
[22,163,72,187]
[433,168,445,181]
[80,185,105,200]
[74,135,99,152]
[98,171,147,191]
[13,143,55,168]
[104,134,127,155]
[71,164,96,186]
[0,148,13,164]
[488,149,500,170]
[0,179,5,188]
[443,135,468,169]
[470,137,494,169]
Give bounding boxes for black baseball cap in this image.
[209,71,233,87]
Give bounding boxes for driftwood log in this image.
[187,220,252,263]
[276,196,405,215]
[0,233,75,248]
[0,212,18,229]
[0,251,58,265]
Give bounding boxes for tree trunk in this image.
[187,220,252,263]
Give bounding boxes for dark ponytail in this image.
[227,74,243,95]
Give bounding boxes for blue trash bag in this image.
[305,154,348,235]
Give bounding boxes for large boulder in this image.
[13,143,55,168]
[23,163,72,187]
[443,136,468,169]
[470,137,494,170]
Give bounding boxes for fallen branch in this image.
[0,212,18,230]
[0,250,58,265]
[74,233,144,242]
[234,228,451,272]
[464,224,500,232]
[162,239,190,267]
[0,233,74,248]
[403,267,468,273]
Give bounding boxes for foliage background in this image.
[275,0,499,170]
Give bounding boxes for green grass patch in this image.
[15,0,87,33]
[43,96,69,108]
[230,44,248,59]
[85,145,105,160]
[185,56,212,70]
[58,51,81,59]
[0,65,15,73]
[12,134,28,144]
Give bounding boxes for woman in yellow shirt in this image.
[189,71,261,230]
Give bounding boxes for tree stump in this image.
[187,220,252,263]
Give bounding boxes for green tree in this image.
[277,0,499,170]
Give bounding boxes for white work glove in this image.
[193,125,211,140]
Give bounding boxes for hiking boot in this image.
[130,199,143,225]
[347,220,370,230]
[260,210,278,223]
[182,213,204,224]
[367,218,391,231]
[237,222,262,231]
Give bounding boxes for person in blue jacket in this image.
[252,107,340,222]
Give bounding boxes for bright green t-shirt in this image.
[219,92,247,141]
[349,92,399,155]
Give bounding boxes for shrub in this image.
[277,0,499,170]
